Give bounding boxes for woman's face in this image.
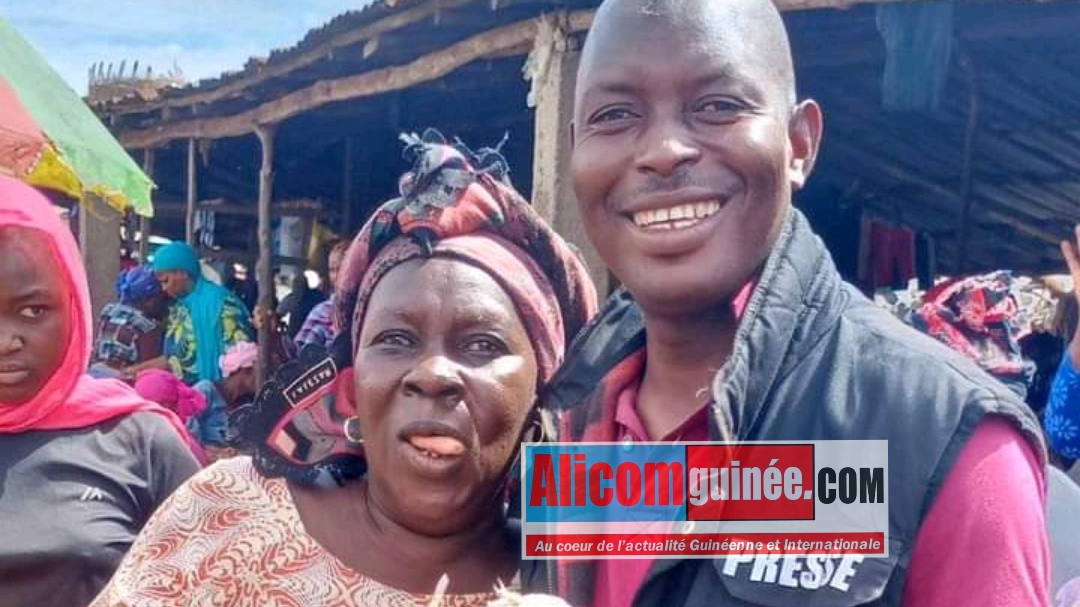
[354,258,538,535]
[0,228,72,405]
[155,270,192,299]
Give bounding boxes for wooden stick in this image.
[955,51,980,274]
[185,139,197,244]
[255,125,277,389]
[140,148,155,260]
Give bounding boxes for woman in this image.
[0,176,202,607]
[192,341,260,460]
[89,265,170,380]
[294,239,350,351]
[90,131,597,606]
[152,241,255,385]
[1046,224,1080,468]
[133,369,212,464]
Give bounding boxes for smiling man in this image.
[542,0,1051,606]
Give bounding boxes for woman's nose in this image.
[402,354,465,402]
[0,325,24,355]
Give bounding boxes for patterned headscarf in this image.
[116,265,161,305]
[236,129,599,484]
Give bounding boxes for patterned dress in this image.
[1045,354,1080,464]
[164,292,253,385]
[89,457,510,607]
[93,302,161,367]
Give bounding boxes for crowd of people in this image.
[1,0,1079,605]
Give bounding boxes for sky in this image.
[0,1,375,95]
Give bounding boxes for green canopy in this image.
[0,17,154,216]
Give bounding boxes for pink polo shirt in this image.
[592,284,1050,607]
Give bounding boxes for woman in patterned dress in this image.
[89,131,598,607]
[152,241,255,386]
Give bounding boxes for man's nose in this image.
[402,354,465,402]
[635,119,702,177]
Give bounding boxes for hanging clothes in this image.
[858,217,918,292]
[915,232,937,290]
[907,270,1035,398]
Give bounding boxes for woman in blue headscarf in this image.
[152,242,254,385]
[89,265,171,380]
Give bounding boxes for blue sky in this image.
[0,1,373,95]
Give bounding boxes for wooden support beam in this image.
[117,10,596,148]
[103,0,478,117]
[527,12,610,296]
[78,195,123,333]
[342,135,355,233]
[255,124,277,388]
[140,148,154,261]
[955,52,980,274]
[185,138,197,244]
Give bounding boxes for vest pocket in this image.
[711,538,904,607]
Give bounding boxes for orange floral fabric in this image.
[89,457,508,607]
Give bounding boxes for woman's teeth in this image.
[632,200,721,231]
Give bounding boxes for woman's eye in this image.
[372,331,414,348]
[462,336,508,356]
[19,306,46,319]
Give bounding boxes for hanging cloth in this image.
[876,2,956,112]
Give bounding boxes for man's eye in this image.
[591,107,638,124]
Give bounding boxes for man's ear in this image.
[788,99,824,191]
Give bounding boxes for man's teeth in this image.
[632,201,721,229]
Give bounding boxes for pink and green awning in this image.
[0,18,154,216]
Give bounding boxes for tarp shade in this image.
[0,18,154,216]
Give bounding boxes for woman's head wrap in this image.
[116,265,162,304]
[152,242,201,278]
[236,129,599,484]
[220,341,258,378]
[133,369,208,422]
[0,176,199,461]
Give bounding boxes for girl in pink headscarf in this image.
[0,175,202,607]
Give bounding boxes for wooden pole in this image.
[255,125,277,388]
[140,148,154,261]
[955,52,980,275]
[342,135,355,234]
[528,13,610,295]
[185,138,197,245]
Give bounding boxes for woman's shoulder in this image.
[139,456,288,537]
[183,455,282,502]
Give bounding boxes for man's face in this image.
[571,2,821,317]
